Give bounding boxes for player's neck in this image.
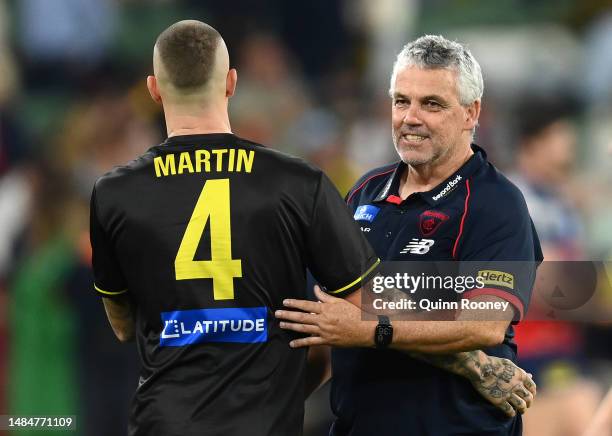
[399,143,473,199]
[165,106,232,137]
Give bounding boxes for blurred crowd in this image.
[0,1,611,435]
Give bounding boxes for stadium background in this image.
[0,0,611,435]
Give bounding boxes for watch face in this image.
[379,326,392,336]
[375,324,393,348]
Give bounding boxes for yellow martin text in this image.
[154,149,255,177]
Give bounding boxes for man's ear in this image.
[147,75,163,104]
[226,68,237,98]
[464,99,481,131]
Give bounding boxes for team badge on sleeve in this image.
[354,205,380,222]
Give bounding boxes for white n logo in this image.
[400,239,435,255]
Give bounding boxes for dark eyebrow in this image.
[393,93,450,106]
[421,95,450,106]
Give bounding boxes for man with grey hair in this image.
[390,35,484,104]
[277,35,542,435]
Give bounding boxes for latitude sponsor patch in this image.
[160,306,267,346]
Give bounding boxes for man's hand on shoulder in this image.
[276,286,537,418]
[275,286,374,348]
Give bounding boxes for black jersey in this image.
[90,133,379,436]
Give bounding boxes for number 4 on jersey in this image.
[175,178,242,300]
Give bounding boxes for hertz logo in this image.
[477,270,515,289]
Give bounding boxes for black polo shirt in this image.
[330,144,543,436]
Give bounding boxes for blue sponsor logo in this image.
[354,205,380,222]
[160,307,267,347]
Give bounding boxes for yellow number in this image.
[175,178,242,300]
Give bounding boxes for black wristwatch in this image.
[374,315,393,349]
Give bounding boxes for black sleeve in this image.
[457,188,543,321]
[305,172,380,298]
[90,185,128,298]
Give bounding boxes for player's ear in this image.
[147,75,163,104]
[226,68,237,98]
[464,99,481,130]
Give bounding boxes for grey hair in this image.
[389,35,483,105]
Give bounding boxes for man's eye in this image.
[394,99,407,106]
[424,101,441,108]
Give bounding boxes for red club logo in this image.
[419,210,449,236]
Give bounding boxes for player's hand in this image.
[275,286,373,348]
[469,356,537,417]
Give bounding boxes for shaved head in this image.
[153,20,230,99]
[148,20,237,134]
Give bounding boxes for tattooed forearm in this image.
[408,350,482,379]
[408,350,536,417]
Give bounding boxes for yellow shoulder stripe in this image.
[94,283,128,296]
[329,258,381,294]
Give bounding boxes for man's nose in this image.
[402,105,422,125]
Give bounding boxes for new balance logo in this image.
[400,239,435,255]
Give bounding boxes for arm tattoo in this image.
[408,350,524,406]
[408,350,482,379]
